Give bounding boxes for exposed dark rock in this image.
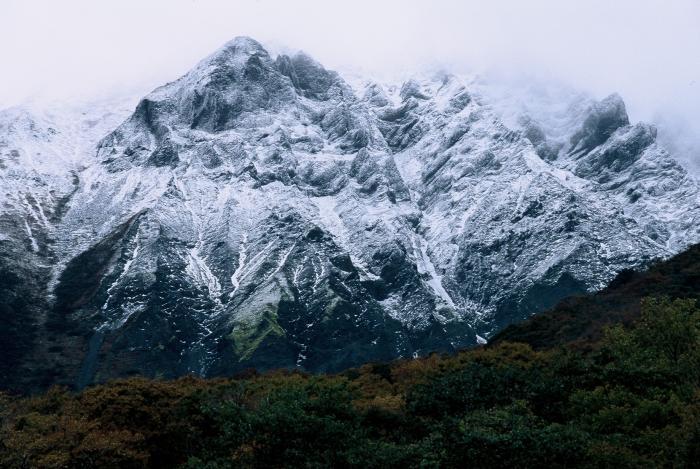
[569,93,630,155]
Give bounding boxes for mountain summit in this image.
[1,37,698,392]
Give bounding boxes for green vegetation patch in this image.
[229,305,286,361]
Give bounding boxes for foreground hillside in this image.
[1,246,699,467]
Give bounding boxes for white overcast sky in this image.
[2,0,699,164]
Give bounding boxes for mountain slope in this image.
[491,242,700,349]
[1,37,698,392]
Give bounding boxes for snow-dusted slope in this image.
[0,97,137,389]
[1,37,698,391]
[0,98,137,255]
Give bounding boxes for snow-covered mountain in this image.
[1,37,698,391]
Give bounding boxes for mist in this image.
[2,0,699,170]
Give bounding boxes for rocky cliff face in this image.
[1,37,698,391]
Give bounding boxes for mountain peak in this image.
[569,92,630,154]
[219,36,268,56]
[197,36,272,78]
